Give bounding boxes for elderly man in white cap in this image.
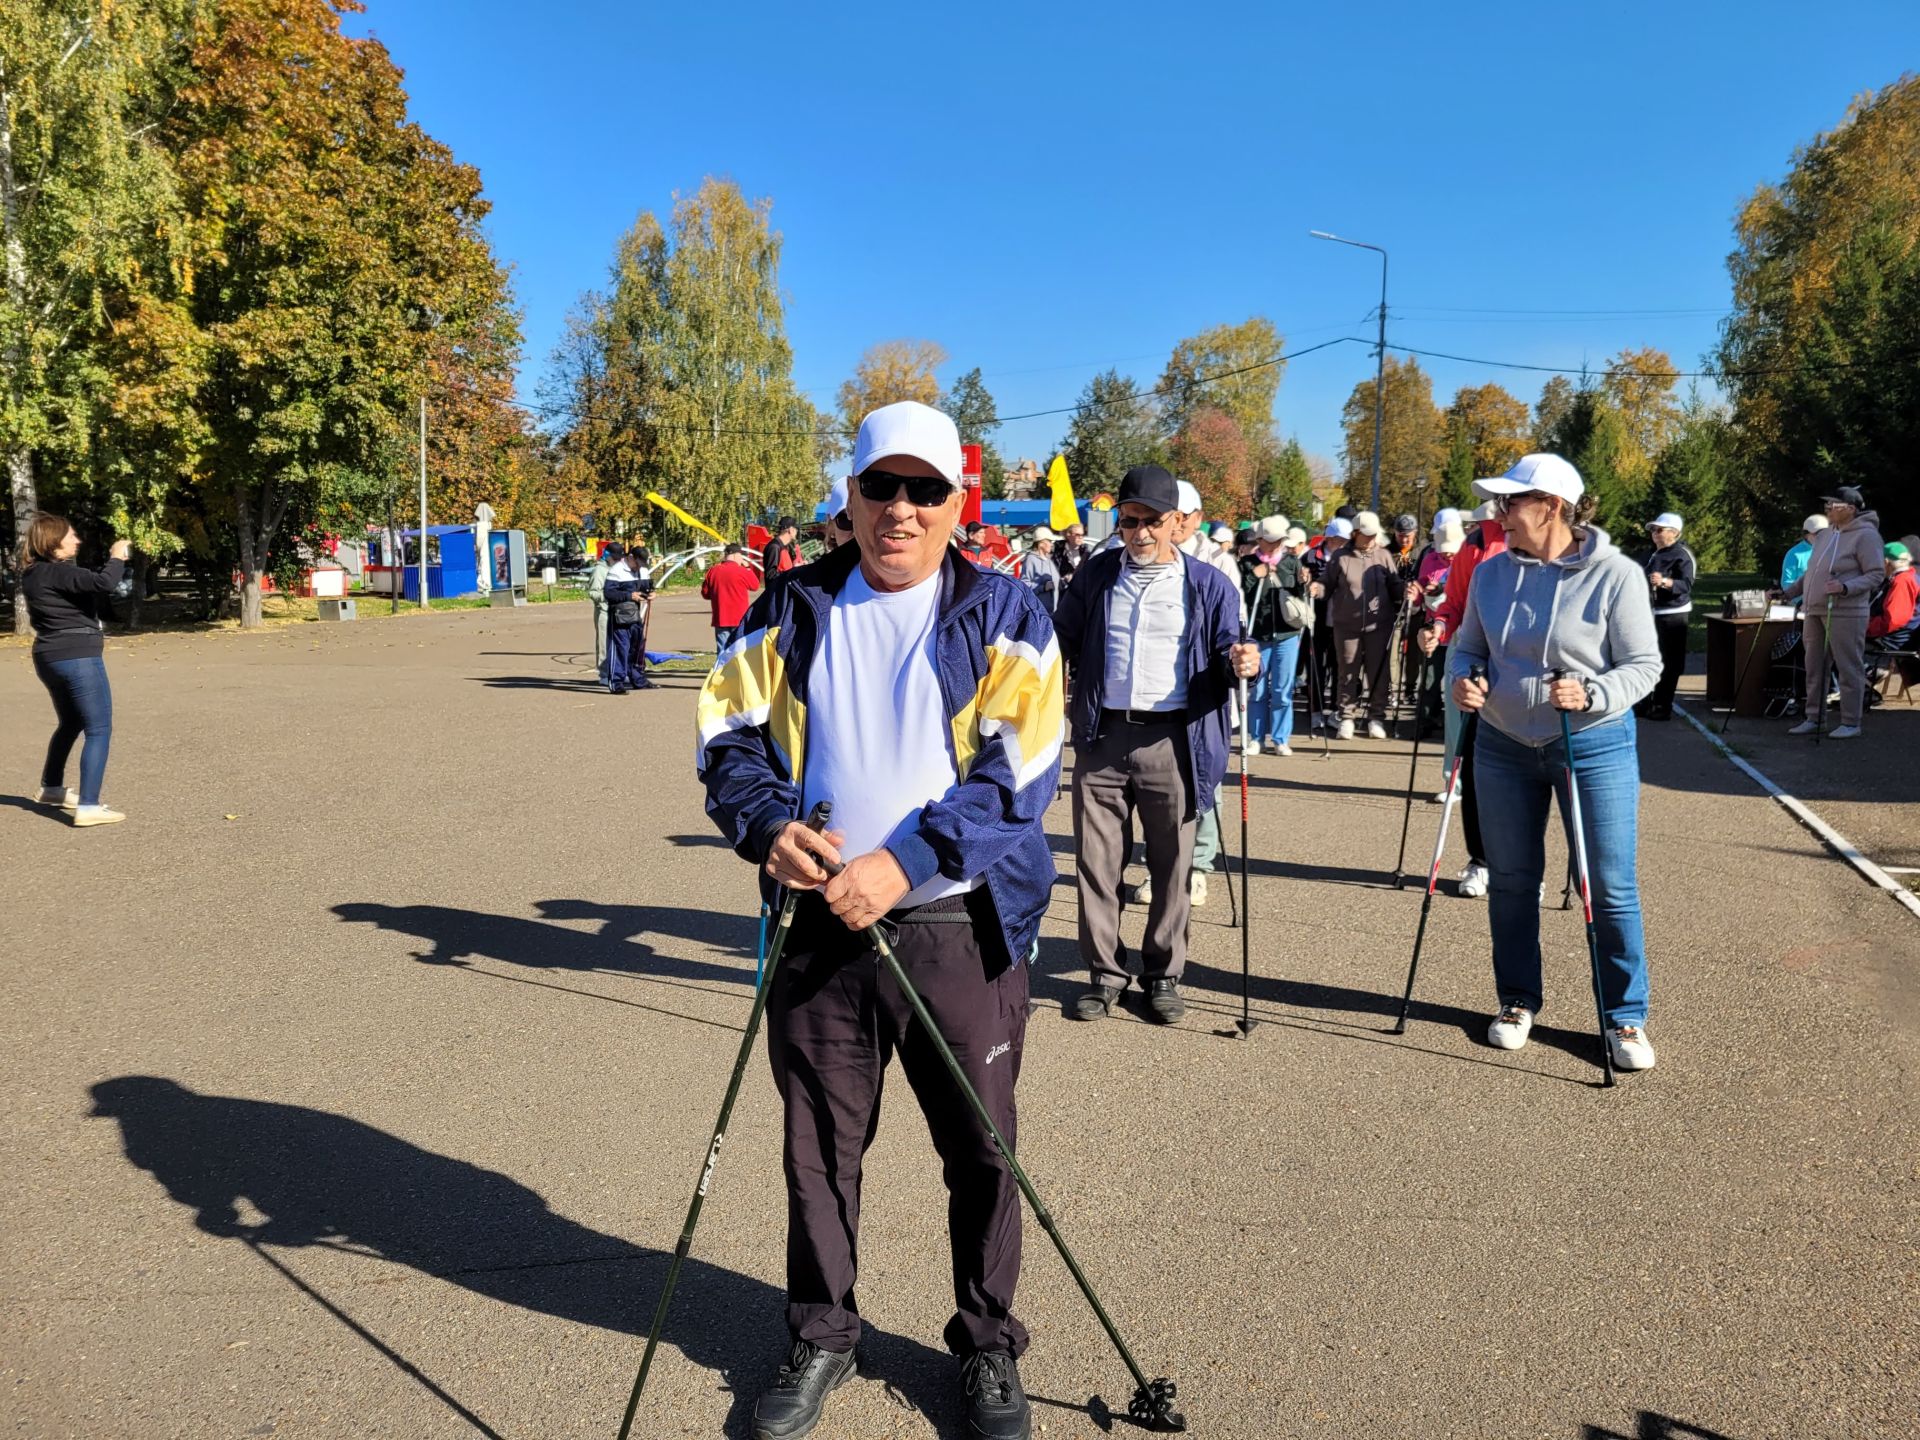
[1638,511,1696,721]
[822,477,853,551]
[697,400,1063,1440]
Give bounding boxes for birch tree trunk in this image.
[1,55,39,634]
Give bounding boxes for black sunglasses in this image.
[1117,512,1173,530]
[856,470,956,508]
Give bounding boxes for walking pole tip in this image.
[1130,1377,1187,1432]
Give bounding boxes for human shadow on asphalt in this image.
[1583,1412,1737,1440]
[88,1076,956,1440]
[333,901,752,983]
[472,674,613,693]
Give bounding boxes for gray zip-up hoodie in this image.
[1447,525,1660,747]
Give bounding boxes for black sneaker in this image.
[1145,978,1185,1023]
[1071,984,1123,1021]
[960,1349,1031,1440]
[751,1339,857,1440]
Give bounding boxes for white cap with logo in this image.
[1473,453,1585,504]
[851,401,963,485]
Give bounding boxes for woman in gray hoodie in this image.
[1449,455,1662,1072]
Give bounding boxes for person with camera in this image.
[601,543,654,694]
[1447,456,1662,1070]
[18,514,131,826]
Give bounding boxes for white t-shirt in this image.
[799,565,975,907]
[1103,554,1190,711]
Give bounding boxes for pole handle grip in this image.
[1469,662,1486,683]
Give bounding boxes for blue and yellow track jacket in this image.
[695,543,1065,968]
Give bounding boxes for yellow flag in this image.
[645,492,729,546]
[1046,455,1077,531]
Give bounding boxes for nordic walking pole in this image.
[1390,673,1424,888]
[615,801,835,1440]
[1234,579,1266,1038]
[754,901,770,986]
[1550,671,1616,1089]
[812,844,1187,1431]
[1394,663,1482,1033]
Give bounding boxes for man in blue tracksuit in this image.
[696,401,1062,1440]
[1053,464,1260,1024]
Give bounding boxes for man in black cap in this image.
[1054,464,1260,1023]
[762,517,801,579]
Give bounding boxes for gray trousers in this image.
[1803,607,1868,727]
[1073,717,1195,987]
[592,602,608,673]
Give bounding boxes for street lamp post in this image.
[1310,230,1389,514]
[1413,474,1429,536]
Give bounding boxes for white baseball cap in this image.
[1286,526,1308,546]
[1353,510,1383,537]
[1032,526,1056,542]
[1210,522,1233,543]
[850,401,963,485]
[1470,500,1500,521]
[1649,512,1684,532]
[1431,506,1461,536]
[1256,515,1288,542]
[1473,453,1584,504]
[1175,480,1203,514]
[1325,517,1354,539]
[825,477,849,518]
[1804,514,1830,534]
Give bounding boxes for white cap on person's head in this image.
[826,477,849,518]
[1285,526,1308,546]
[1175,479,1203,515]
[1256,515,1288,542]
[1431,506,1461,536]
[1032,526,1055,542]
[1210,522,1233,544]
[1325,516,1353,539]
[1649,512,1684,533]
[1353,510,1383,537]
[850,401,963,484]
[1438,518,1466,553]
[1473,453,1584,504]
[1470,499,1499,521]
[1804,514,1830,534]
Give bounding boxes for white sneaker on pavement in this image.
[37,785,79,811]
[1829,725,1862,739]
[1127,877,1153,906]
[1608,1025,1657,1070]
[1336,719,1355,741]
[72,805,126,828]
[1458,862,1489,898]
[1271,742,1292,757]
[1487,1006,1534,1051]
[1366,720,1387,740]
[1188,872,1208,906]
[1787,720,1818,736]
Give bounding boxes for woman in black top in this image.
[18,513,130,826]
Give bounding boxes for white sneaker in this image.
[72,805,126,828]
[1829,725,1862,739]
[1432,789,1450,804]
[1127,877,1153,906]
[1457,862,1489,898]
[1188,872,1208,906]
[1366,720,1387,740]
[1270,742,1292,757]
[1336,719,1355,741]
[1608,1025,1657,1071]
[36,785,79,812]
[1487,1006,1534,1051]
[1787,720,1818,736]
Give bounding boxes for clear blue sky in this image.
[350,1,1918,486]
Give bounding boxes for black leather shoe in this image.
[1071,984,1122,1020]
[1145,978,1185,1023]
[960,1349,1031,1440]
[751,1340,857,1440]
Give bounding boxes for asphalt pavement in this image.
[3,594,1915,1440]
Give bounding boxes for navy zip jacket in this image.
[1053,547,1242,820]
[1643,543,1695,614]
[696,542,1064,968]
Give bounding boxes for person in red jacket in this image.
[1416,499,1508,896]
[1868,543,1918,644]
[700,543,761,656]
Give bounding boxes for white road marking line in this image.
[1676,704,1920,921]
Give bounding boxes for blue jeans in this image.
[1473,717,1649,1027]
[1250,633,1302,745]
[34,654,113,806]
